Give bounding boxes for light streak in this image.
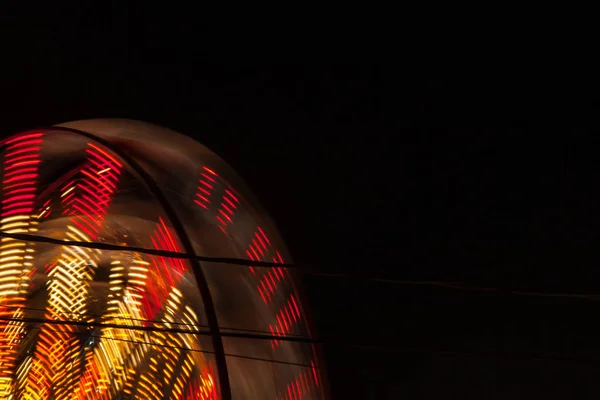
[23,142,122,399]
[0,133,43,397]
[0,126,322,399]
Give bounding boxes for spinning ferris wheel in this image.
[0,119,326,399]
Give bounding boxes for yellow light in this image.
[60,186,75,198]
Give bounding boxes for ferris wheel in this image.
[0,119,326,399]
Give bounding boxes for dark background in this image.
[2,8,600,398]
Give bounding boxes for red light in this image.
[0,129,323,398]
[4,186,35,197]
[3,158,41,171]
[2,172,39,184]
[257,285,267,303]
[5,138,43,149]
[220,201,234,215]
[248,244,260,261]
[254,232,267,251]
[257,226,270,245]
[200,172,216,183]
[290,294,301,319]
[87,143,123,168]
[1,193,35,204]
[311,360,319,386]
[222,194,237,209]
[224,188,239,203]
[218,208,232,223]
[197,186,211,197]
[283,304,294,327]
[199,179,213,190]
[215,214,227,226]
[252,237,264,257]
[0,132,44,396]
[3,146,42,159]
[196,193,210,203]
[194,199,209,209]
[202,165,218,176]
[218,224,229,236]
[3,132,43,144]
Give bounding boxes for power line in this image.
[4,229,600,301]
[0,230,299,269]
[309,271,600,300]
[0,315,320,344]
[8,306,600,368]
[340,343,600,367]
[90,333,317,368]
[29,325,318,369]
[0,303,311,339]
[22,322,600,368]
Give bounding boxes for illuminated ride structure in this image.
[0,119,326,399]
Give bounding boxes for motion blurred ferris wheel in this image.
[0,119,326,399]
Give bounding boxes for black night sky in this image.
[2,7,600,398]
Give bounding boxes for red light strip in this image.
[142,218,188,320]
[182,368,217,400]
[3,145,42,161]
[3,132,44,145]
[194,169,217,208]
[202,166,218,176]
[0,135,42,217]
[269,294,303,349]
[247,228,286,302]
[215,184,309,351]
[87,143,123,168]
[193,167,241,238]
[0,132,43,397]
[275,363,320,400]
[215,186,239,232]
[25,142,122,399]
[190,166,319,397]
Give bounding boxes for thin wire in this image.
[89,333,317,368]
[30,325,317,369]
[0,315,321,344]
[0,302,311,339]
[5,230,600,301]
[0,230,298,269]
[341,343,600,366]
[5,229,600,301]
[20,321,600,368]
